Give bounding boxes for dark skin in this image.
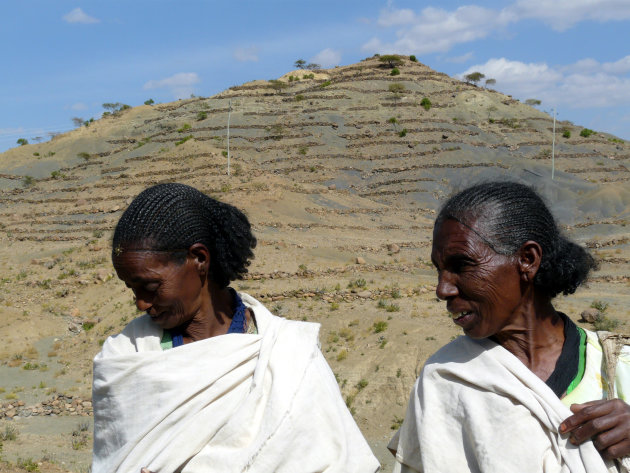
[433,218,630,460]
[112,242,253,344]
[115,243,255,473]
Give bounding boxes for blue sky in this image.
[2,0,629,151]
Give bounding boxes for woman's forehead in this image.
[431,219,491,258]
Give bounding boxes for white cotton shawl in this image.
[390,336,620,473]
[92,293,379,473]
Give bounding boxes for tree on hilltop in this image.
[379,55,403,68]
[525,98,542,106]
[294,59,306,69]
[464,72,485,85]
[71,117,85,128]
[485,78,496,87]
[306,63,321,71]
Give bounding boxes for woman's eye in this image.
[143,283,159,292]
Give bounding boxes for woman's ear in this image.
[188,243,210,278]
[517,240,542,282]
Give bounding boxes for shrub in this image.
[390,67,400,76]
[175,135,193,146]
[144,98,155,105]
[268,79,288,91]
[591,300,609,312]
[373,321,388,333]
[298,146,308,155]
[1,424,18,441]
[580,128,595,137]
[562,129,571,138]
[17,138,28,146]
[337,349,348,361]
[320,80,332,88]
[295,94,305,102]
[387,117,398,125]
[22,175,35,187]
[391,415,404,430]
[302,73,315,79]
[594,316,620,332]
[464,72,485,85]
[399,129,407,137]
[386,303,400,312]
[82,322,95,331]
[356,379,368,390]
[330,302,339,311]
[177,123,192,132]
[306,63,321,70]
[379,55,403,68]
[221,150,228,157]
[388,83,405,94]
[420,97,432,110]
[348,278,367,289]
[525,98,542,106]
[196,111,207,121]
[77,152,91,160]
[17,458,39,472]
[409,55,417,62]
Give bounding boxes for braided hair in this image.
[112,183,256,288]
[436,181,597,298]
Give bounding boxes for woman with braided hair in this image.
[390,181,630,472]
[92,183,379,473]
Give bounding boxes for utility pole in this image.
[227,99,232,177]
[551,107,556,180]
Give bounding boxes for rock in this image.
[328,184,336,190]
[442,134,448,139]
[70,307,80,317]
[81,401,92,408]
[110,205,120,213]
[357,291,372,298]
[5,409,16,418]
[355,257,366,265]
[387,243,400,254]
[95,269,110,282]
[580,308,601,323]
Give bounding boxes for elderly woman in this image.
[92,183,379,473]
[390,181,630,472]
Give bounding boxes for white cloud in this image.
[445,52,474,64]
[63,8,99,24]
[70,102,88,111]
[233,46,259,62]
[365,5,512,55]
[363,1,630,55]
[459,56,630,109]
[310,48,341,68]
[143,72,200,99]
[509,0,630,31]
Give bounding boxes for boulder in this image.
[580,308,601,323]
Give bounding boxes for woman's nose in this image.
[133,291,153,312]
[436,272,458,300]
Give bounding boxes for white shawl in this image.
[92,293,379,473]
[390,336,619,473]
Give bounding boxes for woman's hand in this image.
[560,399,630,459]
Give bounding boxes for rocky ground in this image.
[0,56,628,472]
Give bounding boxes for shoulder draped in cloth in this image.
[92,293,379,473]
[389,334,627,473]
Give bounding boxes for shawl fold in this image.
[93,293,379,473]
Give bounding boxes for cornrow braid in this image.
[436,181,597,298]
[112,183,256,288]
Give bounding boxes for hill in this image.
[0,55,628,471]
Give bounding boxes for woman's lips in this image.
[450,311,474,327]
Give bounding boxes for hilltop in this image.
[0,56,628,471]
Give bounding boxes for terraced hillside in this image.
[0,56,628,471]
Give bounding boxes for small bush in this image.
[295,94,305,102]
[336,349,348,361]
[390,67,400,76]
[386,303,400,312]
[17,138,28,146]
[302,73,315,80]
[50,170,63,179]
[562,129,571,138]
[177,123,192,133]
[17,458,39,472]
[330,302,340,311]
[398,129,407,137]
[388,83,405,94]
[82,321,95,331]
[420,97,432,110]
[298,146,307,155]
[591,300,609,312]
[593,316,620,332]
[387,117,398,124]
[196,111,208,121]
[356,379,368,390]
[22,175,35,187]
[320,80,332,88]
[580,128,595,138]
[77,152,91,160]
[268,79,288,91]
[1,424,18,441]
[409,55,417,62]
[391,415,404,430]
[144,98,154,105]
[221,150,228,157]
[175,135,193,146]
[348,278,367,289]
[373,321,388,333]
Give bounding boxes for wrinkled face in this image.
[113,250,204,330]
[431,218,524,339]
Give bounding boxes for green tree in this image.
[379,55,403,68]
[294,59,306,69]
[464,72,485,85]
[17,138,28,146]
[306,63,321,71]
[71,117,84,127]
[525,98,542,106]
[485,78,496,87]
[144,98,155,105]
